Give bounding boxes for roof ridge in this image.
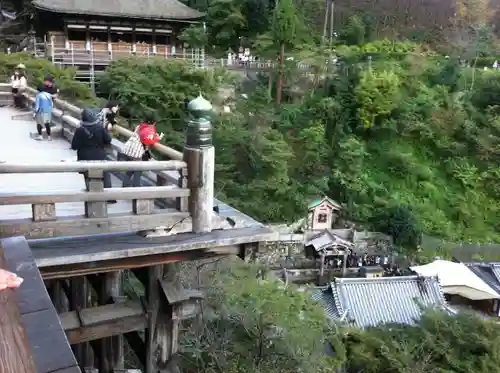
[32,0,205,21]
[335,275,438,284]
[330,280,346,318]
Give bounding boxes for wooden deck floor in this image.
[0,107,131,219]
[2,236,80,373]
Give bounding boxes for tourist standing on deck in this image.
[33,86,54,141]
[10,63,27,108]
[97,101,119,130]
[71,108,116,204]
[117,112,163,187]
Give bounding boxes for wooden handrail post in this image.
[84,169,107,218]
[183,95,214,233]
[0,248,37,373]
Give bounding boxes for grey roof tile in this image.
[312,276,447,329]
[33,0,204,21]
[491,264,500,284]
[311,287,340,320]
[305,229,353,252]
[466,264,500,295]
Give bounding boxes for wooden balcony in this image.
[44,41,193,66]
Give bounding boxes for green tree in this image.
[371,205,422,252]
[180,262,345,373]
[207,0,247,52]
[346,309,500,373]
[271,0,300,104]
[99,59,222,146]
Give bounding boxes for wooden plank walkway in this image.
[0,107,131,220]
[1,236,80,373]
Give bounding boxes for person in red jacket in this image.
[118,112,164,187]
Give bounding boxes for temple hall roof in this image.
[33,0,204,21]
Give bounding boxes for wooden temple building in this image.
[28,0,205,67]
[0,85,274,373]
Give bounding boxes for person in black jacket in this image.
[71,108,116,204]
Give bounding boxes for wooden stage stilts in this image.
[98,271,124,373]
[69,277,92,369]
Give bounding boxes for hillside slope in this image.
[95,46,500,245]
[323,48,500,243]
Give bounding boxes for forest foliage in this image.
[96,38,500,246]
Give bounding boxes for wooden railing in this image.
[0,236,81,373]
[44,41,203,67]
[0,84,214,239]
[0,161,189,238]
[0,246,37,373]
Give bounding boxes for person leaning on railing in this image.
[10,63,27,108]
[71,108,117,204]
[117,111,164,187]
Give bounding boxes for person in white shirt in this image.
[11,63,27,108]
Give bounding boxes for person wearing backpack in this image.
[118,112,163,187]
[71,108,116,203]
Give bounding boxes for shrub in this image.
[99,58,225,148]
[0,52,98,106]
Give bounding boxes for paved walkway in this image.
[0,107,129,220]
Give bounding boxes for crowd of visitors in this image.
[325,252,391,269]
[10,64,164,200]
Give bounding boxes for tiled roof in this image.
[32,0,204,21]
[466,264,500,295]
[308,196,342,210]
[491,264,500,284]
[311,287,341,320]
[305,229,353,252]
[311,276,447,329]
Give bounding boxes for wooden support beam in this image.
[98,272,125,373]
[145,265,163,373]
[0,247,37,373]
[60,301,147,345]
[69,277,92,369]
[144,263,185,373]
[49,279,69,313]
[123,331,145,369]
[237,242,259,262]
[39,248,237,279]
